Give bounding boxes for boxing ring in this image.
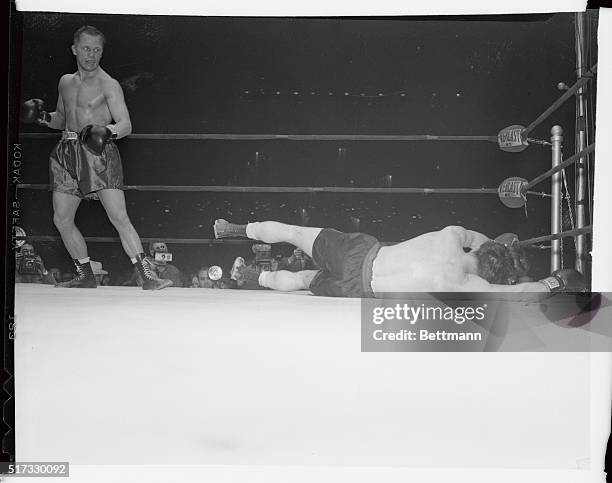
[17,61,598,276]
[12,12,609,483]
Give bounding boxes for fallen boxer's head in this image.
[474,241,530,285]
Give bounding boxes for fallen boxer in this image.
[214,219,585,297]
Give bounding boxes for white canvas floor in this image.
[14,283,609,482]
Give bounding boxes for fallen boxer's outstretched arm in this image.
[460,271,586,303]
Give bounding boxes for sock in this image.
[77,257,90,264]
[130,257,138,264]
[245,222,259,239]
[258,270,271,287]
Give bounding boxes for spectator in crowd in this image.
[190,266,234,289]
[15,243,56,284]
[191,267,215,288]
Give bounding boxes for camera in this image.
[154,252,173,262]
[252,243,273,272]
[19,254,40,275]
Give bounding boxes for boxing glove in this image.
[79,125,115,156]
[539,269,587,292]
[21,98,51,124]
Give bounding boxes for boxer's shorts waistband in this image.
[61,131,78,140]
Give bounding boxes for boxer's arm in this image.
[42,77,68,130]
[462,274,550,301]
[444,226,490,250]
[104,78,132,139]
[464,230,490,250]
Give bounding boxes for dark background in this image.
[15,12,598,282]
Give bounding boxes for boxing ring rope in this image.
[19,132,499,142]
[14,131,594,275]
[15,128,594,274]
[18,63,596,145]
[516,226,592,247]
[14,226,593,248]
[16,235,255,245]
[524,142,595,191]
[16,183,551,196]
[522,64,597,137]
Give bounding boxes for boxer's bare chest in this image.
[62,76,111,128]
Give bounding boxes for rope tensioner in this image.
[496,125,553,153]
[496,143,595,209]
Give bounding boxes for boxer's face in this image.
[151,243,168,253]
[198,270,214,288]
[72,33,104,71]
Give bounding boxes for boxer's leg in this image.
[97,188,143,258]
[98,188,171,290]
[215,219,322,258]
[52,191,87,259]
[53,191,97,288]
[246,222,322,258]
[259,269,320,291]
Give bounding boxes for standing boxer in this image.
[21,25,171,290]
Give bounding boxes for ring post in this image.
[574,12,588,274]
[550,125,563,271]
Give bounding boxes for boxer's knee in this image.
[106,209,132,230]
[53,212,76,233]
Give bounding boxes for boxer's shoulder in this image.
[58,73,76,87]
[95,69,119,85]
[99,75,124,98]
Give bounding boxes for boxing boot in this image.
[214,219,248,238]
[133,254,173,290]
[230,256,265,289]
[56,259,97,288]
